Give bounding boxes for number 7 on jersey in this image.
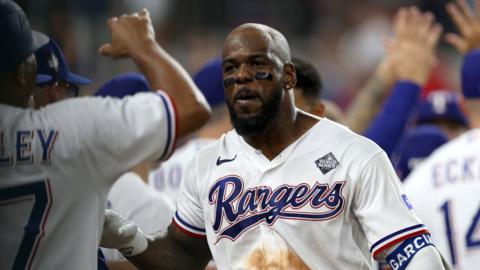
[0,180,52,270]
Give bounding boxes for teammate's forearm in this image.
[129,230,210,270]
[131,42,211,138]
[345,71,390,133]
[106,261,138,270]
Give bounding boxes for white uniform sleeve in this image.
[352,151,429,259]
[173,157,206,238]
[404,246,447,269]
[49,91,177,188]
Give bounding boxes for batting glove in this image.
[101,209,148,257]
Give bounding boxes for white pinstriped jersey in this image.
[404,128,480,269]
[174,118,427,270]
[0,92,176,270]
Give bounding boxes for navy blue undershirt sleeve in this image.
[364,81,421,157]
[462,49,480,98]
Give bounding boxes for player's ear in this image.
[14,62,27,88]
[49,82,60,102]
[283,62,296,91]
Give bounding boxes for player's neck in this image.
[470,117,480,129]
[0,79,28,108]
[466,100,480,129]
[243,109,318,160]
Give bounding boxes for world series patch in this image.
[315,152,340,174]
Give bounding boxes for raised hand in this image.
[388,7,442,85]
[445,0,480,54]
[99,9,156,59]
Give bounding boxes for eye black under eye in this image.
[223,77,235,88]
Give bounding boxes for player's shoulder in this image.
[34,92,168,129]
[194,130,234,158]
[427,128,480,159]
[404,129,480,188]
[311,118,384,159]
[189,130,237,169]
[18,96,106,124]
[0,101,77,131]
[450,128,480,149]
[0,103,29,126]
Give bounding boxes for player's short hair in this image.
[292,57,322,101]
[225,23,291,63]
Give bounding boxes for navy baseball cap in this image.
[0,0,49,73]
[416,90,469,127]
[392,124,448,181]
[35,39,91,85]
[95,72,150,98]
[193,57,225,108]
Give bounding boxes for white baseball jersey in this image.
[174,118,427,270]
[0,91,176,270]
[102,172,175,261]
[149,138,215,202]
[404,128,480,269]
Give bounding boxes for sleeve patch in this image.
[386,234,434,270]
[401,194,413,210]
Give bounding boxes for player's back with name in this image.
[0,92,175,269]
[1,100,109,270]
[426,129,480,188]
[404,128,480,269]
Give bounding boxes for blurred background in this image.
[17,0,466,108]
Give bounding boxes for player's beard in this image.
[227,86,282,136]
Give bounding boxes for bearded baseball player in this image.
[0,1,210,269]
[101,18,452,269]
[404,0,480,269]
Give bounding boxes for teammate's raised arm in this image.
[346,7,441,135]
[363,7,443,156]
[99,9,211,138]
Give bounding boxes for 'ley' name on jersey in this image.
[0,129,58,165]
